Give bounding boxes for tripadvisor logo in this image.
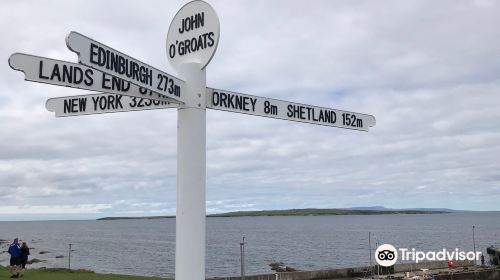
[375,244,398,267]
[374,244,482,267]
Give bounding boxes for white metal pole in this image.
[176,62,206,280]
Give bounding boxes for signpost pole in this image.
[176,62,206,280]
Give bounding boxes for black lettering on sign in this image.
[38,61,49,79]
[90,94,121,111]
[115,94,124,109]
[176,31,215,57]
[128,97,149,108]
[62,65,72,83]
[131,63,139,82]
[129,97,137,108]
[207,32,215,47]
[92,96,99,111]
[220,92,228,107]
[63,98,73,114]
[179,12,205,34]
[211,91,258,112]
[111,75,129,91]
[318,109,326,123]
[297,106,305,120]
[91,44,153,87]
[305,107,311,120]
[63,97,87,113]
[263,101,278,115]
[137,97,144,108]
[90,43,99,65]
[59,64,85,84]
[341,113,362,128]
[50,63,61,81]
[168,79,175,94]
[235,95,243,110]
[74,66,84,84]
[157,74,168,91]
[311,107,317,121]
[212,91,220,106]
[84,69,93,86]
[249,98,257,112]
[102,72,111,89]
[40,60,93,86]
[99,96,107,110]
[78,97,87,112]
[317,109,336,124]
[286,105,306,120]
[101,72,130,92]
[227,93,235,108]
[108,95,116,110]
[287,104,293,118]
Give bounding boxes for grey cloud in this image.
[1,0,500,219]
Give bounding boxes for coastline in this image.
[97,208,451,220]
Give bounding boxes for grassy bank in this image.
[208,208,449,217]
[0,267,169,280]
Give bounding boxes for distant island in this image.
[97,207,452,220]
[98,215,175,220]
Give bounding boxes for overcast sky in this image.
[1,0,499,221]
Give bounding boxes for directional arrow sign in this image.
[8,53,174,103]
[46,93,176,117]
[66,31,185,104]
[206,88,376,132]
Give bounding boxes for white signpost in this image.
[167,2,220,280]
[8,53,174,103]
[9,1,376,279]
[46,93,175,117]
[206,88,376,132]
[166,0,220,70]
[66,31,186,104]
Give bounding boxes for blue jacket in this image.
[8,242,20,258]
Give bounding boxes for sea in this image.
[0,212,499,278]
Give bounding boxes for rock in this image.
[27,258,46,264]
[275,267,286,272]
[269,262,284,268]
[55,255,65,258]
[269,261,297,272]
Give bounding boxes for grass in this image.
[0,266,170,280]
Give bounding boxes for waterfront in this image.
[0,212,499,278]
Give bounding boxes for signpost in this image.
[206,88,376,131]
[66,31,186,104]
[8,53,174,103]
[166,2,219,280]
[46,93,175,117]
[166,0,220,70]
[9,1,376,279]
